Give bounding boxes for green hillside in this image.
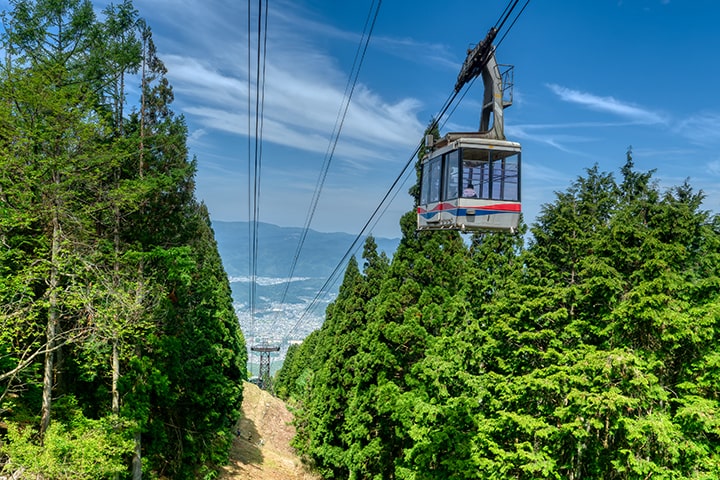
[276,150,720,479]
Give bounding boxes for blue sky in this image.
[7,0,720,239]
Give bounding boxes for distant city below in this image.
[212,220,399,368]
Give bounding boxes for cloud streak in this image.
[128,0,434,235]
[547,84,667,125]
[506,124,596,156]
[677,113,720,146]
[708,160,720,176]
[141,0,426,168]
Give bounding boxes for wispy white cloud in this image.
[372,34,458,71]
[677,113,720,146]
[228,275,312,285]
[509,121,646,130]
[130,0,434,236]
[631,147,697,158]
[708,160,720,176]
[547,84,667,125]
[146,0,425,168]
[507,124,595,156]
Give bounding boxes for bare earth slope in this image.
[220,382,320,480]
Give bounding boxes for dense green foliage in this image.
[0,1,246,478]
[276,149,720,479]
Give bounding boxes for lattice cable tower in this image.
[251,341,280,390]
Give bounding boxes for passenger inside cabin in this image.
[463,183,477,198]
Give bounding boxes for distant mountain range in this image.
[212,221,399,279]
[211,221,400,367]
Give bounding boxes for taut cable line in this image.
[281,0,531,342]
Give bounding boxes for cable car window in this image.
[490,151,520,201]
[421,155,442,204]
[429,157,441,202]
[443,150,460,200]
[491,154,503,200]
[503,152,520,201]
[462,150,488,199]
[421,160,432,205]
[478,160,490,199]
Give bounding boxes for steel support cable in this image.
[494,0,520,32]
[253,0,269,332]
[371,77,479,244]
[266,0,383,336]
[246,0,254,352]
[247,0,269,366]
[251,0,264,348]
[284,91,460,338]
[254,0,270,285]
[495,0,530,48]
[282,0,531,341]
[375,57,486,222]
[374,79,479,236]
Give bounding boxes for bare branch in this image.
[0,327,87,383]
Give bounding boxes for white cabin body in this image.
[417,134,521,233]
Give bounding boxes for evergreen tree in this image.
[0,2,247,477]
[133,205,246,477]
[466,160,720,478]
[338,213,469,479]
[1,0,110,436]
[277,150,720,479]
[291,237,390,478]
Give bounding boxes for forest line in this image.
[0,1,247,478]
[276,142,720,478]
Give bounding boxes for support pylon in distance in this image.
[251,341,280,390]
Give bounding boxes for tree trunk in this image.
[139,30,147,178]
[0,184,6,245]
[40,200,61,438]
[112,337,120,413]
[112,197,121,415]
[132,430,142,480]
[131,264,145,480]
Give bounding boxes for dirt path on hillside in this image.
[219,382,320,480]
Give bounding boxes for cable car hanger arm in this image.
[454,27,498,93]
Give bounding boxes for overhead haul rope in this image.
[281,0,531,341]
[265,0,383,335]
[247,0,270,369]
[496,0,530,47]
[495,0,520,32]
[246,0,253,352]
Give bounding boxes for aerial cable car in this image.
[418,28,521,233]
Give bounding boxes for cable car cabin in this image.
[417,133,521,233]
[418,33,520,233]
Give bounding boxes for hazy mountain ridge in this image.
[212,220,400,279]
